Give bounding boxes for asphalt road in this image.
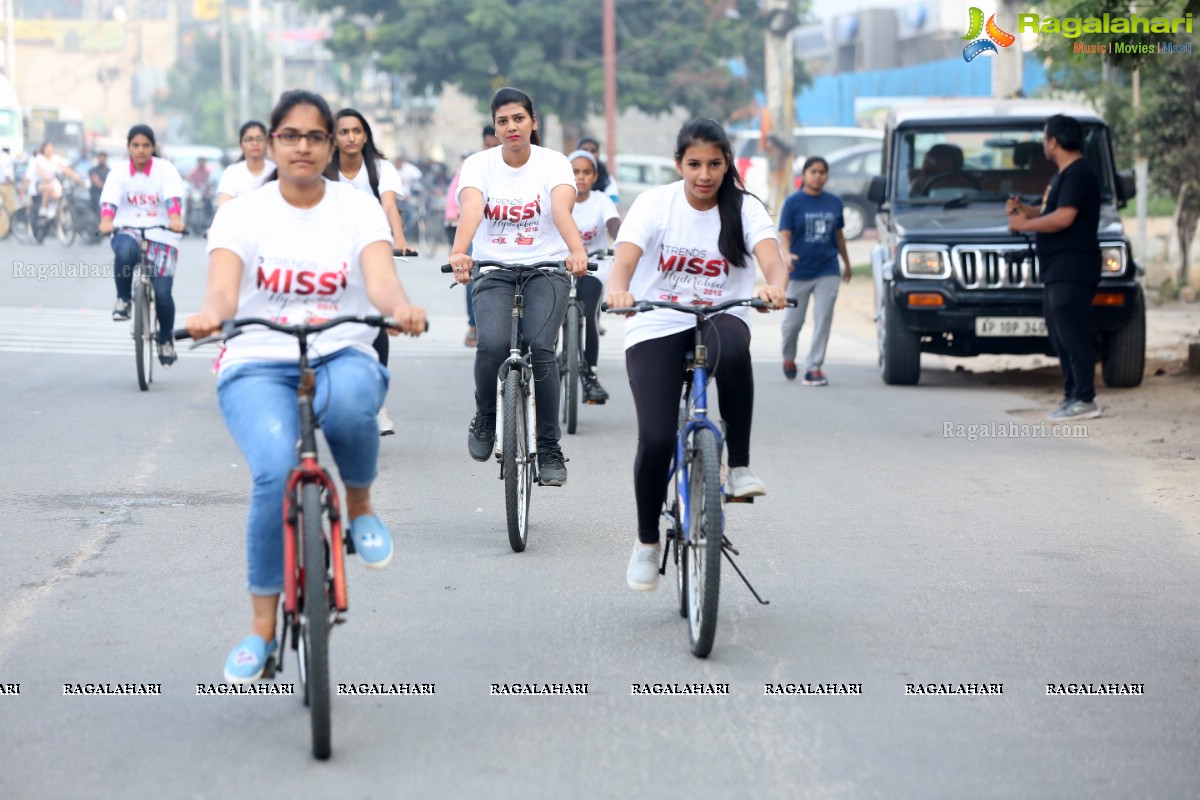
[0,235,1197,799]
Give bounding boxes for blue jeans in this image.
[112,233,175,344]
[217,348,389,595]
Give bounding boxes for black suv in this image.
[867,101,1145,386]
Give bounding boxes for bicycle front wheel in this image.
[10,208,33,245]
[56,205,76,246]
[503,369,531,552]
[562,303,580,435]
[682,427,723,658]
[133,281,151,391]
[300,482,333,760]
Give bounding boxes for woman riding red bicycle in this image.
[186,90,426,683]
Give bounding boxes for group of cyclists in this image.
[90,85,792,683]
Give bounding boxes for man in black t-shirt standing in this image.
[1006,114,1102,421]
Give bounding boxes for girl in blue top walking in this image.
[778,156,852,385]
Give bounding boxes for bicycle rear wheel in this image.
[300,482,333,759]
[56,204,76,246]
[682,427,723,658]
[132,281,152,391]
[562,303,580,435]
[10,208,33,244]
[503,369,531,552]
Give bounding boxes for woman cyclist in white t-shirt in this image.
[327,108,412,436]
[606,118,788,592]
[448,87,589,487]
[216,120,275,206]
[186,90,426,683]
[565,148,621,404]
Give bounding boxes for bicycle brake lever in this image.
[189,333,225,349]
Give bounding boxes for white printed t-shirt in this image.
[571,190,620,282]
[615,181,777,350]
[339,158,404,199]
[457,145,575,264]
[98,156,185,249]
[216,159,275,199]
[206,179,392,372]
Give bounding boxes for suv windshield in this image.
[893,124,1115,203]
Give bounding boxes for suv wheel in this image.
[879,289,921,385]
[1101,287,1145,388]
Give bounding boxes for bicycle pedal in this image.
[262,654,278,679]
[333,613,348,626]
[725,495,755,504]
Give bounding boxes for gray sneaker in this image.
[158,341,177,366]
[112,299,131,321]
[1046,398,1072,419]
[1048,399,1100,421]
[626,540,661,591]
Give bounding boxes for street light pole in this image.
[764,0,796,218]
[603,0,617,174]
[3,0,16,86]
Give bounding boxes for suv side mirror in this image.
[1117,169,1136,205]
[868,175,887,205]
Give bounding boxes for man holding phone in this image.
[1006,114,1102,422]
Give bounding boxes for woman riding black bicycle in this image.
[448,86,588,486]
[606,119,788,591]
[186,90,426,683]
[98,124,186,366]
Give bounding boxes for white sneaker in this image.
[626,541,661,592]
[377,407,395,436]
[728,466,767,498]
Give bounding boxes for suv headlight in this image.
[902,248,949,278]
[1100,245,1126,275]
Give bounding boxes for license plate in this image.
[974,317,1047,337]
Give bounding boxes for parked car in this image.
[733,126,883,201]
[793,142,883,240]
[867,100,1143,387]
[612,154,677,208]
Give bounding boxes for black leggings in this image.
[564,275,603,369]
[625,315,754,542]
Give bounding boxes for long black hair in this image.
[327,108,386,199]
[265,89,335,184]
[236,120,267,164]
[674,119,750,269]
[490,87,540,147]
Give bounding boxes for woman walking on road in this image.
[778,156,852,386]
[605,118,788,591]
[448,86,589,487]
[186,90,426,683]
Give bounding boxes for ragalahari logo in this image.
[962,7,1016,62]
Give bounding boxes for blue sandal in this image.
[223,635,277,684]
[349,514,393,569]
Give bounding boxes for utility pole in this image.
[763,0,796,218]
[4,0,16,86]
[1132,64,1148,264]
[220,0,235,142]
[272,0,285,100]
[603,0,617,175]
[992,0,1023,98]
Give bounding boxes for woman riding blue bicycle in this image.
[448,86,588,487]
[98,124,186,366]
[186,90,426,683]
[605,118,788,592]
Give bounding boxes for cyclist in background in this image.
[22,140,81,219]
[326,108,412,436]
[98,124,185,366]
[565,148,620,404]
[605,118,787,591]
[186,89,426,683]
[449,86,588,487]
[217,120,275,206]
[578,136,620,207]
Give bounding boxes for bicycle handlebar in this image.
[439,260,598,274]
[174,314,426,346]
[601,297,797,315]
[102,223,189,237]
[393,248,419,258]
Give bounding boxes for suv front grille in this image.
[952,246,1042,289]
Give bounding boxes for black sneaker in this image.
[158,341,177,367]
[467,412,496,462]
[581,371,609,404]
[112,299,131,321]
[538,447,568,486]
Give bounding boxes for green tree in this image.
[156,28,273,147]
[1032,0,1200,281]
[305,0,809,143]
